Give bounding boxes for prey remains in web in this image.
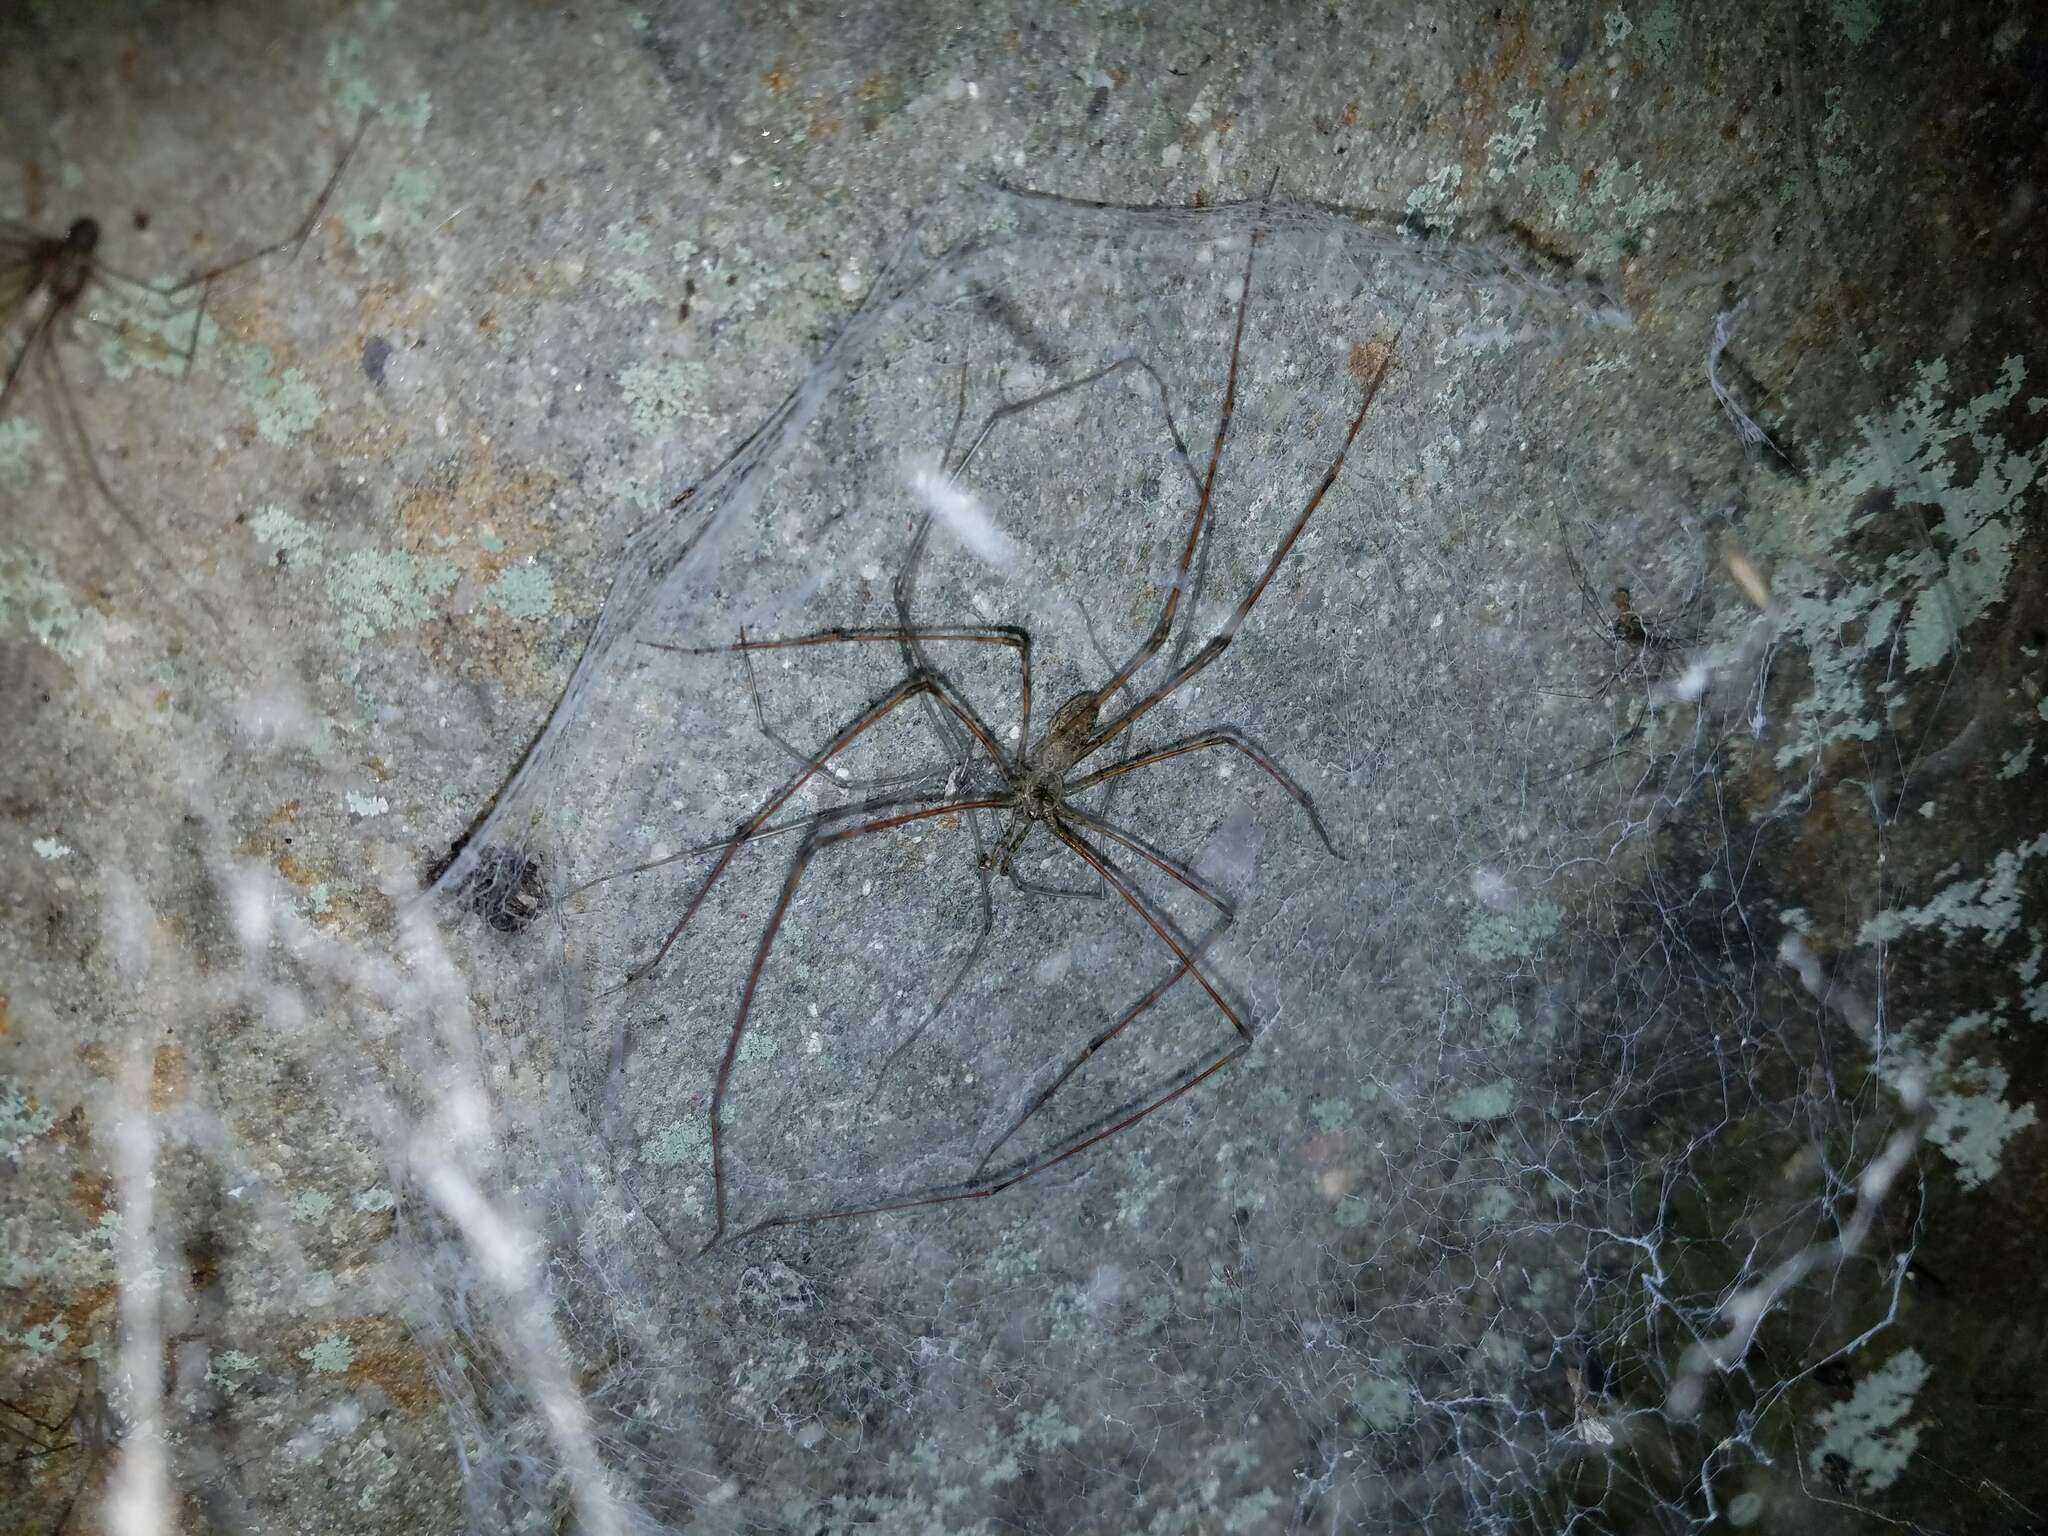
[0,118,367,624]
[589,198,1414,1252]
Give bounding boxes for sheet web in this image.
[393,193,1918,1533]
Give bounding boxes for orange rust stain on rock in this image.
[70,1168,114,1220]
[397,439,559,579]
[63,1281,117,1338]
[339,1316,441,1416]
[763,61,793,95]
[1455,6,1540,181]
[806,99,845,141]
[148,1043,185,1111]
[0,994,9,1038]
[1349,337,1395,387]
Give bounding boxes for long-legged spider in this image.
[1,119,366,617]
[611,208,1407,1251]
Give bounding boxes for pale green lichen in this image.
[1308,1097,1350,1132]
[1832,0,1881,46]
[345,791,390,818]
[1858,833,2048,948]
[290,1190,336,1222]
[207,1349,260,1390]
[1465,897,1561,964]
[326,35,380,115]
[227,344,324,444]
[299,1330,355,1374]
[0,418,44,486]
[620,362,698,435]
[981,1405,1082,1487]
[1746,356,2042,768]
[91,291,217,382]
[486,562,556,621]
[607,223,653,262]
[1484,102,1542,184]
[1405,164,1462,221]
[0,545,97,657]
[354,1185,396,1212]
[1,1078,58,1160]
[610,269,660,305]
[1470,1183,1518,1221]
[1638,0,1680,61]
[391,92,433,135]
[32,837,72,860]
[1889,1013,2037,1189]
[1533,156,1680,261]
[388,167,436,229]
[249,505,324,561]
[325,549,459,645]
[1352,1371,1414,1430]
[646,1119,707,1168]
[1811,1348,1927,1492]
[1444,1079,1515,1122]
[605,223,663,307]
[1332,1193,1374,1228]
[19,1320,67,1356]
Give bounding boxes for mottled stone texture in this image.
[2,2,2043,1533]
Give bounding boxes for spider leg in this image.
[888,462,1012,1071]
[702,792,1012,1251]
[1055,804,1234,916]
[1048,819,1244,1034]
[616,669,1010,991]
[717,818,1248,1245]
[34,333,235,642]
[969,803,1240,1174]
[1002,866,1101,899]
[951,354,1199,501]
[1067,726,1343,859]
[154,113,372,298]
[645,624,1028,770]
[569,788,956,895]
[656,625,1027,1060]
[1,293,61,411]
[1092,208,1267,705]
[0,249,40,323]
[726,626,933,794]
[971,907,1233,1179]
[1086,306,1410,756]
[80,115,372,380]
[734,963,1246,1244]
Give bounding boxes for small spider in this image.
[2,119,367,628]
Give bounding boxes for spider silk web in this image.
[13,180,2016,1536]
[388,186,1948,1533]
